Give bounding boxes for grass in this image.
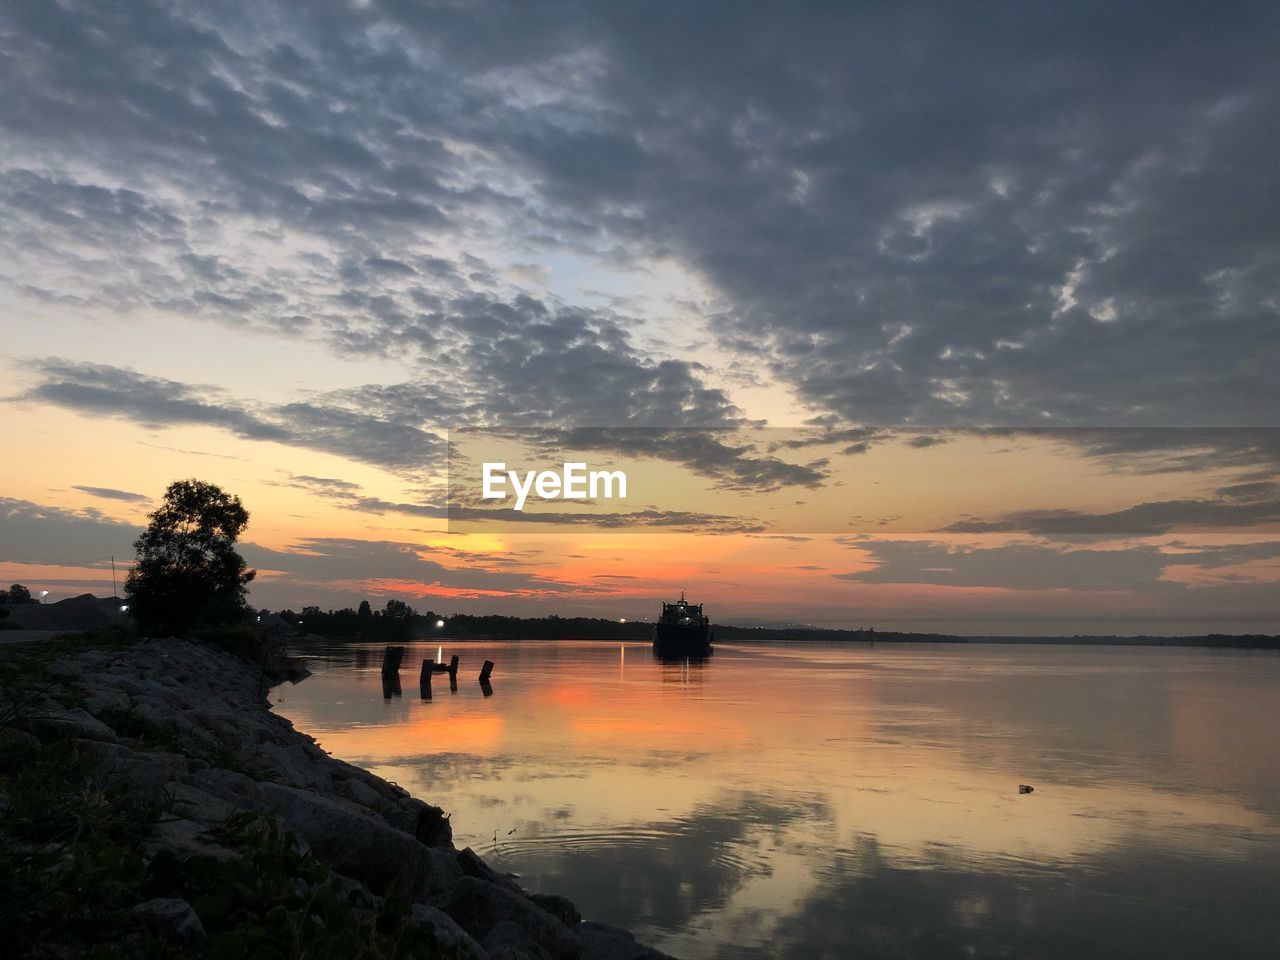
[0,635,463,958]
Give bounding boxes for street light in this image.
[436,619,445,628]
[40,590,49,604]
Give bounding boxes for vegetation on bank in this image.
[0,632,457,958]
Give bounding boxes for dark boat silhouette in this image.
[653,591,713,657]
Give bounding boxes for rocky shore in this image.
[0,637,675,959]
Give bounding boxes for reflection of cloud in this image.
[747,833,1280,960]
[502,790,827,934]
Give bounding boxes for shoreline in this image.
[0,636,673,959]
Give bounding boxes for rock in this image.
[32,706,118,742]
[458,846,525,894]
[337,774,386,808]
[0,728,41,759]
[529,893,581,927]
[143,817,238,863]
[184,766,266,806]
[259,782,462,901]
[483,919,553,960]
[72,741,188,808]
[330,872,379,911]
[577,922,676,960]
[84,685,130,716]
[131,897,207,949]
[442,877,581,960]
[168,782,238,823]
[1019,783,1034,794]
[409,903,491,959]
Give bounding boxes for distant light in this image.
[119,604,129,613]
[436,619,445,628]
[619,618,626,623]
[298,621,304,626]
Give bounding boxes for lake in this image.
[271,640,1280,959]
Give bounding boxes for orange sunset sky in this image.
[2,2,1278,634]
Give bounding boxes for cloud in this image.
[16,360,444,473]
[518,427,829,493]
[1,0,1273,437]
[71,485,150,503]
[0,497,139,565]
[0,493,584,600]
[942,496,1280,535]
[272,472,765,532]
[244,537,577,597]
[836,538,1280,591]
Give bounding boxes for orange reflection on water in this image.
[278,641,1280,861]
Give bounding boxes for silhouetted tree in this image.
[357,599,372,620]
[384,598,415,621]
[7,583,32,604]
[125,480,256,636]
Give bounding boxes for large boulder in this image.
[408,903,491,959]
[131,897,207,950]
[258,782,461,901]
[441,877,581,960]
[577,922,677,960]
[483,919,553,960]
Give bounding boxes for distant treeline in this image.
[443,615,650,640]
[265,602,1279,649]
[270,599,437,642]
[713,625,963,642]
[267,604,653,642]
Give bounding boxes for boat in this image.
[653,591,713,657]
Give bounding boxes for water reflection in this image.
[273,640,1280,959]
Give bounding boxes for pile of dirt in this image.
[5,594,126,632]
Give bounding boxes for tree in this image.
[125,480,256,636]
[384,598,415,621]
[7,583,32,604]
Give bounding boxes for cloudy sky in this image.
[1,0,1277,632]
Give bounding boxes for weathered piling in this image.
[447,654,459,678]
[479,659,494,683]
[381,644,406,674]
[381,671,402,699]
[419,659,433,699]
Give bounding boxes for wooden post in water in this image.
[447,654,459,679]
[382,671,402,699]
[479,659,494,683]
[381,644,406,674]
[419,659,433,699]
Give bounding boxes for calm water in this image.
[271,641,1280,959]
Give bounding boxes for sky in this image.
[1,0,1278,633]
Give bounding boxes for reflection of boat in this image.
[653,592,713,658]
